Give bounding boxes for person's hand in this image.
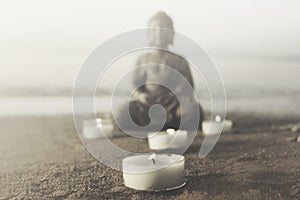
[132,92,147,104]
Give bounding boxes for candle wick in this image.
[152,158,156,165]
[148,153,156,165]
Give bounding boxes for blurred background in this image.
[0,0,300,116]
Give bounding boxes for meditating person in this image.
[116,12,204,131]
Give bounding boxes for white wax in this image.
[82,118,114,139]
[122,154,185,191]
[147,130,188,150]
[202,120,233,135]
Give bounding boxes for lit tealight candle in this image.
[82,118,114,139]
[122,153,185,191]
[202,115,233,135]
[147,129,188,150]
[166,128,176,135]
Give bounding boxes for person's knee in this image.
[115,101,149,130]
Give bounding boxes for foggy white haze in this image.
[0,0,300,94]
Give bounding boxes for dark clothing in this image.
[116,50,204,131]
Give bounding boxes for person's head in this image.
[148,12,174,48]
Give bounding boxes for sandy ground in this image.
[0,113,300,199]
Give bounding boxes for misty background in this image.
[0,0,300,116]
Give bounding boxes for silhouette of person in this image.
[116,12,204,131]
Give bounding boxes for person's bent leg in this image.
[114,101,150,131]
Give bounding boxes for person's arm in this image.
[132,57,147,92]
[181,59,194,89]
[174,58,194,97]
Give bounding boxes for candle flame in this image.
[166,128,176,135]
[215,115,221,122]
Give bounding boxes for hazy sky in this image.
[0,0,300,90]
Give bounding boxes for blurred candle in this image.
[202,116,233,135]
[82,118,114,139]
[147,129,188,150]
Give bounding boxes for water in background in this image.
[1,91,300,117]
[0,56,299,117]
